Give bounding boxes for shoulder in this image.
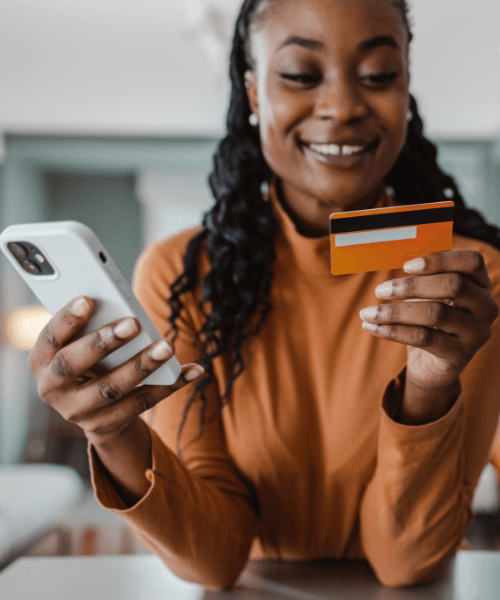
[133,225,205,286]
[452,232,500,294]
[131,225,205,305]
[130,225,206,335]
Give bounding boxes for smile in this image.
[301,139,380,167]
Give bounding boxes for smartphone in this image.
[0,220,182,386]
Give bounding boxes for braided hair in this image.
[166,0,500,457]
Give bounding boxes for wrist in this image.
[87,418,153,507]
[394,372,461,426]
[86,417,148,451]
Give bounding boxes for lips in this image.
[302,139,379,156]
[300,138,380,167]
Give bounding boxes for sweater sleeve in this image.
[359,255,500,588]
[86,236,260,591]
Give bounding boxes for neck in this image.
[275,179,384,239]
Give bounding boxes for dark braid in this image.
[166,0,276,457]
[386,93,500,247]
[165,0,500,458]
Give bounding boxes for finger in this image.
[360,301,476,339]
[68,334,202,416]
[77,362,205,438]
[361,321,462,360]
[42,314,143,391]
[375,273,496,319]
[127,363,206,411]
[28,295,95,376]
[403,250,491,289]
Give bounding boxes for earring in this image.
[260,181,270,201]
[407,110,413,121]
[444,188,455,199]
[249,113,259,126]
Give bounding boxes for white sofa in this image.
[0,464,84,567]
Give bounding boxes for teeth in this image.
[310,143,341,156]
[341,145,365,155]
[308,143,367,156]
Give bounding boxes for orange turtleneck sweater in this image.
[87,180,500,589]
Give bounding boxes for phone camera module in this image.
[8,242,29,259]
[21,260,42,275]
[8,240,55,275]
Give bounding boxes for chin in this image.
[307,182,378,209]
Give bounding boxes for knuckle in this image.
[51,352,75,379]
[433,252,447,271]
[386,304,400,322]
[98,378,124,403]
[62,310,84,332]
[469,251,485,271]
[136,389,156,414]
[43,323,62,350]
[417,327,433,347]
[134,354,154,377]
[427,302,446,326]
[403,276,418,295]
[92,327,115,352]
[447,272,467,296]
[385,325,397,340]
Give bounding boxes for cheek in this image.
[376,92,410,154]
[260,93,306,166]
[261,82,307,139]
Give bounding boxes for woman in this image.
[28,0,500,591]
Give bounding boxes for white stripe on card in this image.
[335,226,417,248]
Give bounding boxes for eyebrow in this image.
[277,34,401,53]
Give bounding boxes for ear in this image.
[244,70,259,116]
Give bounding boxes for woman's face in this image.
[245,0,410,236]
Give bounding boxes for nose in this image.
[315,77,368,123]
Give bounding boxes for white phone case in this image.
[0,220,182,386]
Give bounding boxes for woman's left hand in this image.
[359,250,499,421]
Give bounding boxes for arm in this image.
[87,238,260,591]
[359,371,470,587]
[359,249,500,587]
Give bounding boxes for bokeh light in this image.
[4,305,51,351]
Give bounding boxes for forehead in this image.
[250,0,407,59]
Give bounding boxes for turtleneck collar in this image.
[268,176,396,278]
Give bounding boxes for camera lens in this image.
[21,260,41,275]
[8,242,29,259]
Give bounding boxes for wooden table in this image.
[0,551,499,599]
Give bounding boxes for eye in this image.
[362,71,399,85]
[279,73,320,85]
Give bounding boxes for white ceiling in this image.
[0,0,499,139]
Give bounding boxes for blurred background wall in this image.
[0,0,499,473]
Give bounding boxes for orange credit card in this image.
[330,201,455,275]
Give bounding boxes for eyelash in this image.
[280,72,399,86]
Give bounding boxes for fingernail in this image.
[362,321,378,333]
[360,306,378,320]
[375,282,393,298]
[149,340,172,361]
[185,365,205,382]
[70,296,89,316]
[404,257,426,273]
[113,318,137,339]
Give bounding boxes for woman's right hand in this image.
[27,295,205,446]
